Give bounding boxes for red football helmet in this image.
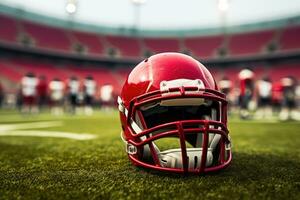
[118,53,232,174]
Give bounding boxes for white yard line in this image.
[0,130,96,140]
[0,121,97,140]
[0,121,63,131]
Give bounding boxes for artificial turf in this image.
[0,110,299,199]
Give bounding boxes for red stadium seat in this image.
[280,25,300,51]
[113,68,132,86]
[0,14,18,43]
[228,30,274,56]
[143,38,180,54]
[268,64,300,81]
[184,35,224,59]
[11,59,69,80]
[0,62,23,82]
[22,21,71,52]
[72,31,105,55]
[105,35,141,58]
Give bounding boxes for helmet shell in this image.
[121,53,217,107]
[118,53,231,174]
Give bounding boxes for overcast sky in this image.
[1,0,300,29]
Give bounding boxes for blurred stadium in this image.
[0,0,299,199]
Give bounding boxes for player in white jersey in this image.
[219,76,234,114]
[100,84,114,111]
[255,77,273,119]
[83,76,96,115]
[21,72,38,114]
[49,78,65,115]
[67,76,80,114]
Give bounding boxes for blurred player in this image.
[255,76,273,119]
[49,78,65,115]
[271,81,283,114]
[219,76,233,113]
[238,68,255,119]
[21,72,38,114]
[83,75,96,115]
[296,84,300,111]
[0,82,4,108]
[67,76,80,114]
[37,75,48,111]
[100,84,114,111]
[219,76,232,95]
[279,76,298,121]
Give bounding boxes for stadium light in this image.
[218,0,229,35]
[131,0,147,5]
[218,0,229,13]
[130,0,147,33]
[65,0,77,15]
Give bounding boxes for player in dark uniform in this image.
[238,69,255,119]
[67,76,80,114]
[279,76,297,120]
[37,75,48,111]
[0,82,4,108]
[83,75,96,115]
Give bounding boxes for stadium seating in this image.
[105,35,141,58]
[228,30,275,56]
[22,21,71,52]
[143,38,180,54]
[1,14,300,60]
[280,26,300,51]
[72,31,105,55]
[268,64,300,81]
[0,14,18,43]
[113,68,132,86]
[0,62,23,82]
[183,35,224,58]
[11,59,70,81]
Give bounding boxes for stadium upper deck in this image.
[0,10,300,61]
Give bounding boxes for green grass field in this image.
[0,110,299,199]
